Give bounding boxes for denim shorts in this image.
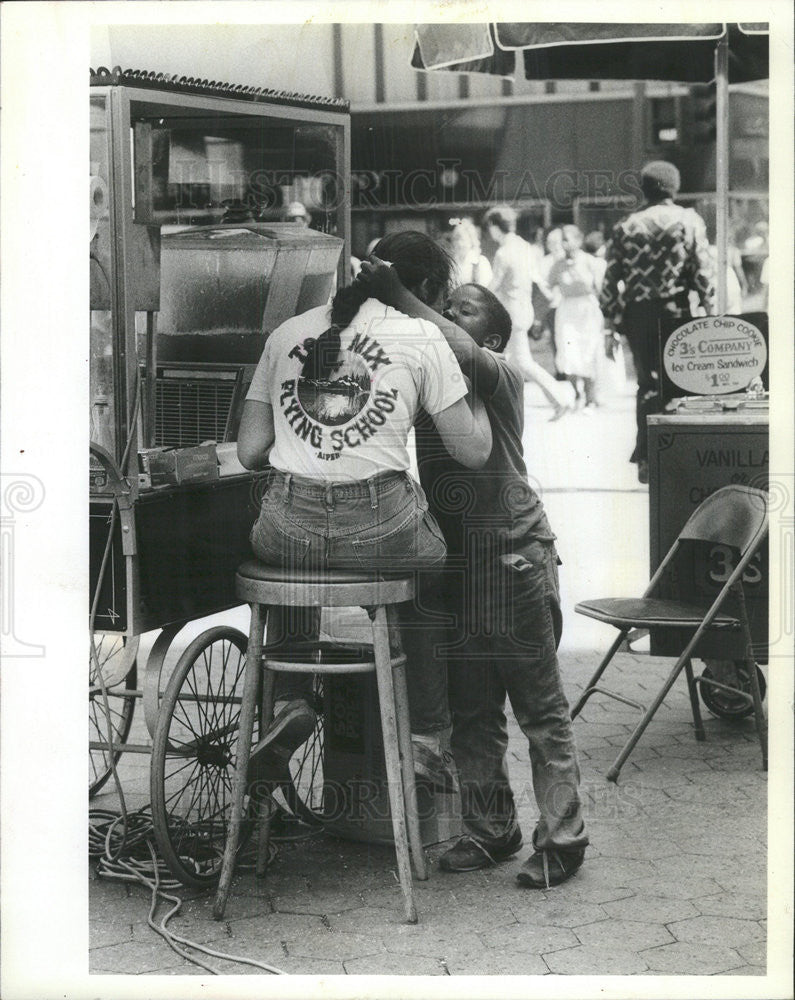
[250,469,447,572]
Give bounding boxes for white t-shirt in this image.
[246,298,467,481]
[489,233,537,334]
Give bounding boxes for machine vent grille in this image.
[151,368,242,448]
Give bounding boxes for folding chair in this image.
[571,485,769,782]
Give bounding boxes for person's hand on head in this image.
[356,254,404,305]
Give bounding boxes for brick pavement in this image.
[88,389,787,985]
[89,646,772,980]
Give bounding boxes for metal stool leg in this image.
[387,605,427,881]
[255,662,277,877]
[372,605,418,923]
[214,602,266,919]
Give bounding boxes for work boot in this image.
[516,846,586,889]
[247,699,317,785]
[439,827,523,872]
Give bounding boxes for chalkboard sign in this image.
[658,312,768,405]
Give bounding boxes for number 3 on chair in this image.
[708,544,762,586]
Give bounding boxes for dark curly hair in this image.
[302,231,455,381]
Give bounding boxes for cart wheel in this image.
[150,626,253,888]
[699,660,767,720]
[283,675,326,825]
[89,633,139,797]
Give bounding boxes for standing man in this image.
[358,260,589,889]
[484,206,571,420]
[600,161,715,483]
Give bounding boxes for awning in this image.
[412,23,769,83]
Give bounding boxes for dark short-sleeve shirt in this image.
[414,349,554,556]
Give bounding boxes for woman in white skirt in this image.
[547,225,605,411]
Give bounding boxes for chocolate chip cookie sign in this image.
[663,316,767,395]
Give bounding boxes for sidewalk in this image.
[89,644,768,978]
[88,384,774,981]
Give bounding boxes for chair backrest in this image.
[678,485,769,555]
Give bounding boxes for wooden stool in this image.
[213,561,428,924]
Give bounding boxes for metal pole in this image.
[715,34,729,314]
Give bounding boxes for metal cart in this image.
[89,69,349,886]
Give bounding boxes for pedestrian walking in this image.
[600,161,715,482]
[483,206,571,420]
[547,225,605,411]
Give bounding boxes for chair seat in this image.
[575,597,740,629]
[237,560,411,585]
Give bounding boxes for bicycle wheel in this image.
[283,674,326,825]
[700,660,767,720]
[150,626,253,888]
[89,633,139,797]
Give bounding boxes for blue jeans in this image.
[405,537,588,852]
[250,469,448,722]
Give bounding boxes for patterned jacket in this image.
[600,201,716,327]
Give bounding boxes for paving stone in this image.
[663,782,753,804]
[601,894,699,924]
[227,910,325,946]
[510,899,608,927]
[715,871,769,896]
[221,955,346,975]
[412,902,519,934]
[543,945,650,975]
[284,930,387,960]
[268,888,369,914]
[327,905,406,934]
[723,965,766,975]
[694,892,767,921]
[573,721,635,738]
[537,882,636,906]
[581,743,662,763]
[478,922,579,954]
[630,874,724,900]
[344,953,445,975]
[445,950,549,976]
[574,917,673,951]
[737,939,767,966]
[651,851,757,884]
[620,765,701,789]
[641,940,745,975]
[675,832,765,856]
[362,884,455,910]
[383,928,483,958]
[667,914,765,947]
[89,939,191,974]
[88,882,136,923]
[89,919,133,948]
[596,837,681,861]
[577,855,656,885]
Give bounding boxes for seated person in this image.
[237,231,492,789]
